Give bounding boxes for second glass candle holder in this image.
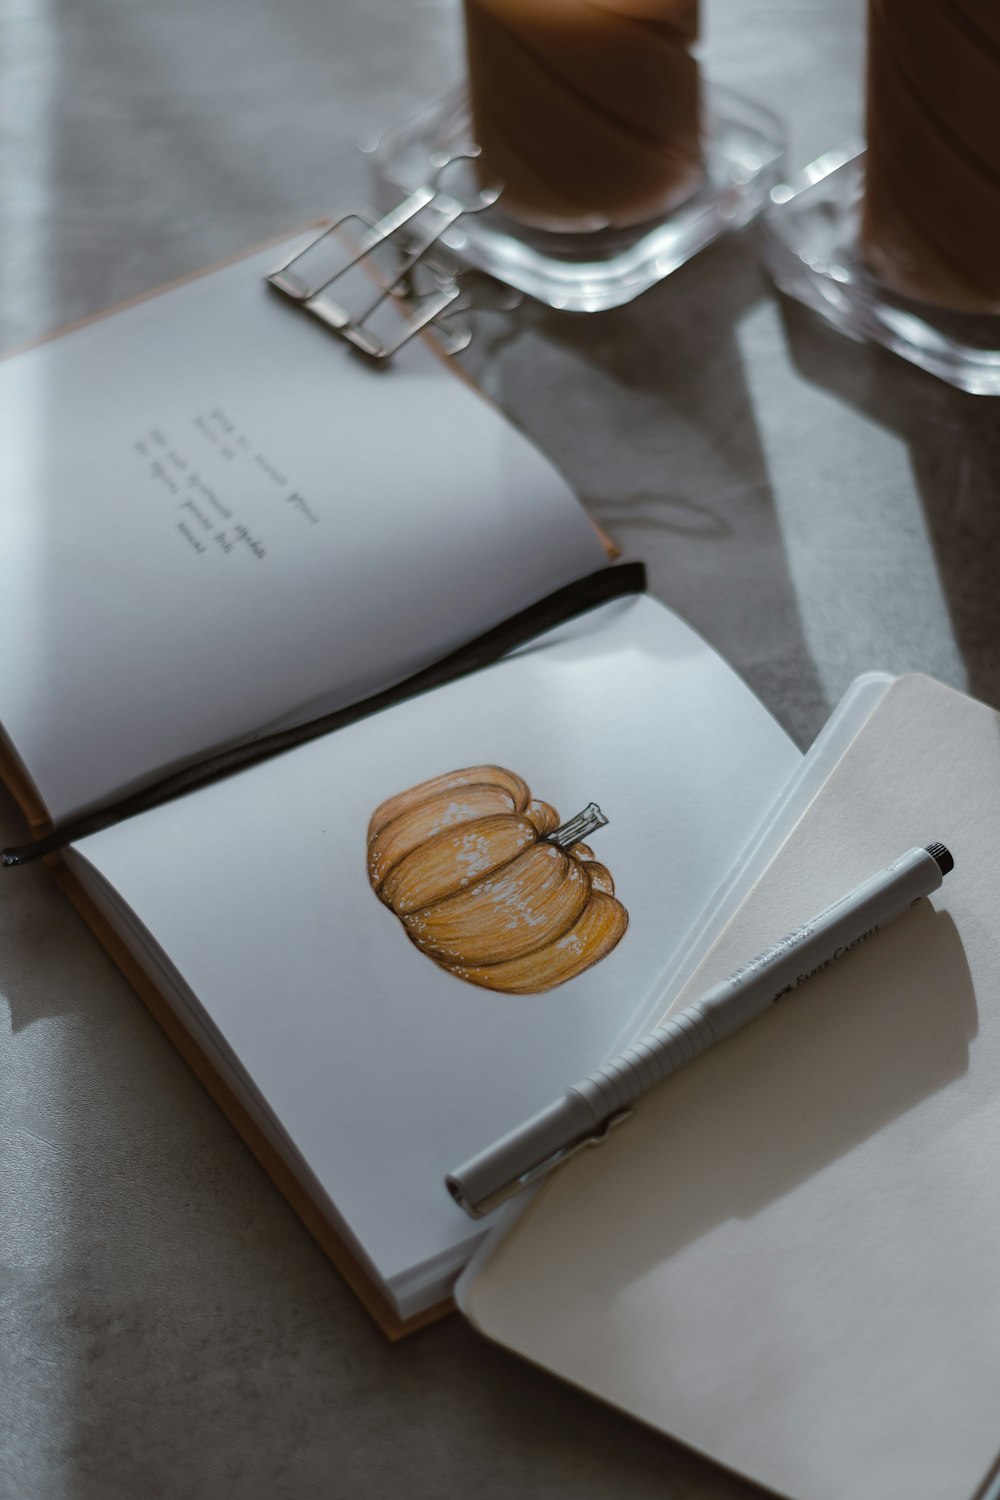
[759,145,1000,397]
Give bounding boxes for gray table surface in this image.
[3,2,998,1497]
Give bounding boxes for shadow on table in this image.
[777,297,1000,710]
[0,785,96,1033]
[463,231,829,747]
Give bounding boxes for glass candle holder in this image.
[861,0,1000,315]
[759,0,1000,393]
[462,0,704,234]
[368,85,786,314]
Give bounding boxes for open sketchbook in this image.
[55,593,814,1326]
[460,675,1000,1500]
[0,230,865,1334]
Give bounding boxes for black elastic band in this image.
[3,561,646,867]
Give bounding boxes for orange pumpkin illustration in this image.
[366,766,628,993]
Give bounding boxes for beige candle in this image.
[463,0,703,232]
[861,0,1000,313]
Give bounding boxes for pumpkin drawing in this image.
[366,766,628,994]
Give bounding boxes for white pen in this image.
[446,843,954,1219]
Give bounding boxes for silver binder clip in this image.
[266,151,504,360]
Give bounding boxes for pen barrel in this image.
[700,844,945,1039]
[571,1005,716,1120]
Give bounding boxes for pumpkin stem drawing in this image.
[366,766,628,994]
[544,803,608,850]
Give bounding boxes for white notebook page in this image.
[0,234,604,824]
[67,596,799,1315]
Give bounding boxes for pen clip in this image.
[454,1109,633,1219]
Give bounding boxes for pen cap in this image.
[447,1091,598,1217]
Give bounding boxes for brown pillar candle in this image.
[463,0,703,232]
[861,0,1000,313]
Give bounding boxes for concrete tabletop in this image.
[3,2,998,1497]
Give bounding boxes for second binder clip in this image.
[267,151,513,361]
